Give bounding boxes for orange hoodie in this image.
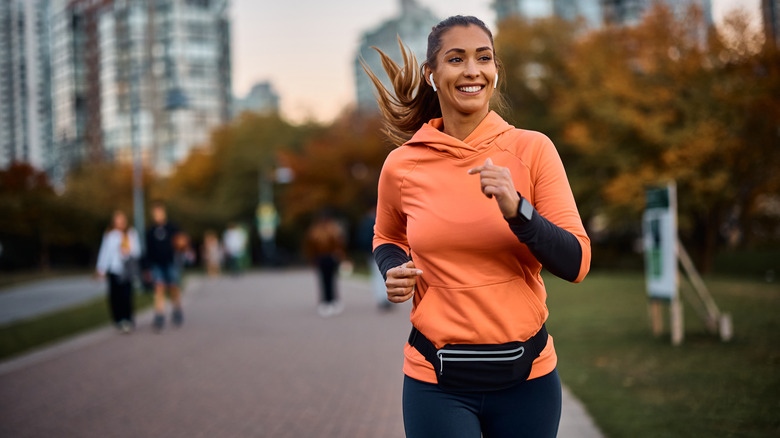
[373,111,591,384]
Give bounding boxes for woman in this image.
[96,210,141,333]
[365,16,591,437]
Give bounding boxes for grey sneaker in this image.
[119,320,133,334]
[172,308,184,327]
[153,314,165,333]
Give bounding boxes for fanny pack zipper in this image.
[436,346,525,376]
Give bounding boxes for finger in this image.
[386,268,414,280]
[386,278,418,291]
[481,179,513,196]
[398,261,423,277]
[468,158,496,175]
[387,284,415,294]
[387,286,415,300]
[388,289,415,303]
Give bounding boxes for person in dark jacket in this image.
[304,211,346,317]
[146,201,184,332]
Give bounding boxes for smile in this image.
[457,85,484,93]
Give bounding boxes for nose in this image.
[463,59,479,78]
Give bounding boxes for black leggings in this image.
[316,255,339,304]
[107,274,134,323]
[403,369,562,438]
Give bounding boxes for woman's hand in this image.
[468,157,520,219]
[385,261,423,303]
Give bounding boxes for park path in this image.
[0,275,104,325]
[0,270,603,437]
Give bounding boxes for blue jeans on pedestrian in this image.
[403,368,562,438]
[150,263,181,287]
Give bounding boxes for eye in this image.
[447,57,462,63]
[479,55,493,61]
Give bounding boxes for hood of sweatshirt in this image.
[403,111,515,159]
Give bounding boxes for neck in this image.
[440,107,490,141]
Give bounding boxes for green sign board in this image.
[642,183,678,299]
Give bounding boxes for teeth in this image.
[458,86,482,93]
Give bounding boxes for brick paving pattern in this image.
[0,270,603,437]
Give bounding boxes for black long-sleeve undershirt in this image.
[373,204,583,283]
[504,203,582,282]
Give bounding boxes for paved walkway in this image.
[0,270,604,437]
[0,275,104,325]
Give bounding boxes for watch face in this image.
[520,198,534,221]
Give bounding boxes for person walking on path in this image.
[202,230,223,277]
[145,201,184,332]
[364,16,591,437]
[304,211,346,317]
[222,223,247,276]
[96,210,141,333]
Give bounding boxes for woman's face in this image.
[113,213,127,230]
[427,25,497,119]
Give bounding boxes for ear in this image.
[423,65,433,87]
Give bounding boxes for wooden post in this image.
[649,300,664,338]
[720,313,733,342]
[677,241,720,333]
[670,295,684,346]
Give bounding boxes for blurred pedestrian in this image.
[202,230,222,277]
[365,16,591,437]
[96,210,141,333]
[223,223,247,276]
[304,211,346,317]
[357,206,391,311]
[174,232,196,269]
[145,201,184,332]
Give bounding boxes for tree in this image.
[282,110,389,247]
[155,112,319,256]
[496,5,780,271]
[0,163,57,268]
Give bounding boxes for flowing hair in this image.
[360,16,504,146]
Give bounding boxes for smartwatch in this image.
[515,196,534,223]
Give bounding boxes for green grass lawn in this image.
[545,271,779,438]
[0,291,153,362]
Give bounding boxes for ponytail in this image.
[360,38,440,146]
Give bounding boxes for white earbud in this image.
[429,73,437,92]
[494,72,498,89]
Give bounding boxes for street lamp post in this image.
[130,63,145,250]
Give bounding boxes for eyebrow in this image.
[444,46,493,55]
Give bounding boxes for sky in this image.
[230,0,761,124]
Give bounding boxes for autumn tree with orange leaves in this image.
[496,5,780,271]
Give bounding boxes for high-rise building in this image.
[493,0,712,28]
[764,0,779,49]
[493,0,603,28]
[233,81,280,116]
[0,0,54,176]
[51,0,232,175]
[354,0,440,111]
[603,0,712,26]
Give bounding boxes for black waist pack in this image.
[408,324,548,393]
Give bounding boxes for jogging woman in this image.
[365,15,591,437]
